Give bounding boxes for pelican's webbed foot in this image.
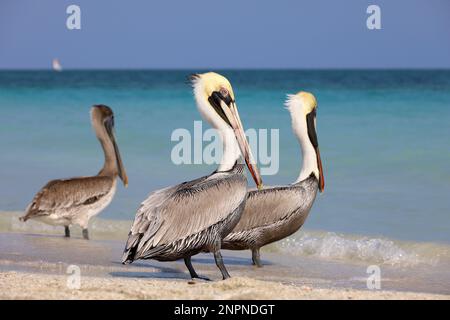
[191,275,211,282]
[82,228,89,240]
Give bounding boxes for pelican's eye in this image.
[218,87,233,106]
[219,87,229,98]
[104,115,114,128]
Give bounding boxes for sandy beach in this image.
[1,212,449,300]
[2,271,448,300]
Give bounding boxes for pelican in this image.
[20,105,128,240]
[222,92,324,267]
[122,72,262,280]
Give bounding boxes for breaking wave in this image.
[272,231,449,267]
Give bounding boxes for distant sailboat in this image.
[52,59,62,72]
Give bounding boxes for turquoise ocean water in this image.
[1,70,449,245]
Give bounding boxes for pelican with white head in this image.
[223,91,324,266]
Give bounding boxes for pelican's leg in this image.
[252,248,263,267]
[82,228,89,240]
[213,249,231,280]
[64,226,70,238]
[184,257,210,281]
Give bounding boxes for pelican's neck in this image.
[93,120,118,177]
[292,115,318,184]
[217,127,241,172]
[194,92,241,172]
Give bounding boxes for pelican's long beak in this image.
[105,117,128,187]
[219,100,263,189]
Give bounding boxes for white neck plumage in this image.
[283,97,319,184]
[194,88,241,172]
[217,128,241,172]
[292,115,319,183]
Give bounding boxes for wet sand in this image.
[1,212,449,300]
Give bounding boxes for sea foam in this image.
[273,230,447,267]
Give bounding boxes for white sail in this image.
[52,59,62,72]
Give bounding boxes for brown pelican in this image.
[20,105,128,240]
[122,72,262,280]
[222,91,324,267]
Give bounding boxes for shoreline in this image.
[1,211,450,299]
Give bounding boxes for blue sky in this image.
[1,0,449,69]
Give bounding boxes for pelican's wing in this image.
[231,185,310,233]
[123,172,247,261]
[21,176,114,221]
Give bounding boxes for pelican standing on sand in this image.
[122,72,262,280]
[20,105,128,240]
[222,92,324,266]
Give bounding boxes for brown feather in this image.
[21,176,114,221]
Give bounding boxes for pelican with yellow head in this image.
[122,72,262,280]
